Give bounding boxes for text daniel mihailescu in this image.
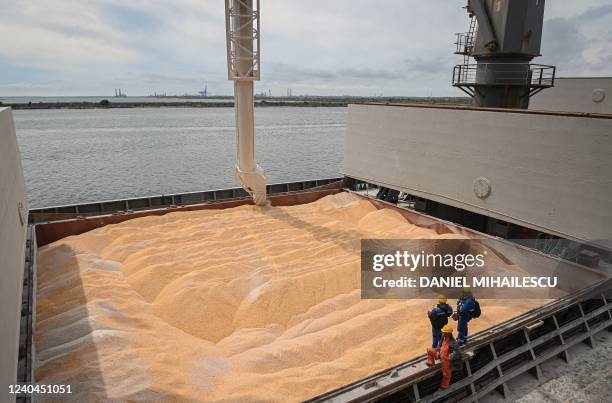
[369,250,558,289]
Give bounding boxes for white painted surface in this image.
[227,0,266,205]
[343,104,612,248]
[530,77,612,114]
[0,107,28,401]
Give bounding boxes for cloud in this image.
[403,56,455,76]
[337,68,398,81]
[0,0,610,96]
[576,4,612,21]
[265,63,400,84]
[541,18,587,71]
[137,73,208,85]
[0,22,140,69]
[541,2,612,76]
[0,0,141,70]
[266,63,337,83]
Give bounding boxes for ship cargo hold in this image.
[1,0,612,402]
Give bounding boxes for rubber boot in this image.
[426,347,437,366]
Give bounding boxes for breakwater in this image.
[3,97,469,110]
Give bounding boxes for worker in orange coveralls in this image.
[426,324,457,390]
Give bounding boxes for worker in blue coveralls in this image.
[452,287,481,347]
[427,295,453,348]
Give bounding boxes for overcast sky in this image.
[0,0,611,97]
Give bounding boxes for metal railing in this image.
[28,177,345,223]
[452,63,556,88]
[306,283,612,402]
[455,32,475,56]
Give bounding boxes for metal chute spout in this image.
[235,164,267,206]
[225,0,266,206]
[233,77,267,206]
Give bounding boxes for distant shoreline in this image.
[2,98,470,110]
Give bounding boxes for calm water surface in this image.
[13,107,346,208]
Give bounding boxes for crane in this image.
[225,0,267,206]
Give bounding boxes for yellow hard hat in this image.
[442,324,453,334]
[437,295,447,303]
